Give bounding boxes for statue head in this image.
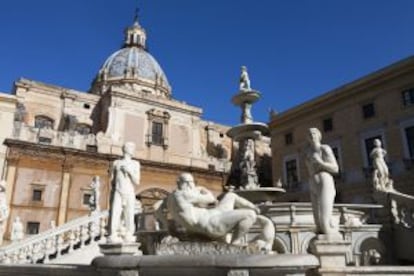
[241,65,247,72]
[374,139,382,147]
[307,128,322,146]
[123,142,136,157]
[177,173,195,190]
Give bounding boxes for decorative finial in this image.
[134,6,140,24]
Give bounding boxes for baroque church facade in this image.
[0,17,237,238]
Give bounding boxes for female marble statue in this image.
[305,128,339,235]
[370,139,390,190]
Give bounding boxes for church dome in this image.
[101,47,170,88]
[90,19,171,97]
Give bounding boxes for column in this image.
[5,155,19,206]
[57,160,73,226]
[4,153,20,234]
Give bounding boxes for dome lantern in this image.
[124,14,146,49]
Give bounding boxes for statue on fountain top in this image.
[239,66,251,91]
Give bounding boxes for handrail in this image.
[0,210,108,264]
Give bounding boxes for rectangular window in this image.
[402,88,414,106]
[27,222,40,235]
[323,118,333,132]
[285,159,298,188]
[152,122,164,146]
[38,137,52,144]
[86,145,98,152]
[364,136,382,166]
[32,189,42,201]
[285,133,293,145]
[362,103,375,119]
[83,193,92,205]
[405,126,414,158]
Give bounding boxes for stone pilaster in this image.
[57,160,74,226]
[5,154,19,206]
[4,153,20,235]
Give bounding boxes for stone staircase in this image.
[0,211,108,264]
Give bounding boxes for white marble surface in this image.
[108,142,141,243]
[167,173,274,251]
[305,128,339,235]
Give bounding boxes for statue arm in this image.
[130,161,141,186]
[184,187,216,206]
[123,161,141,186]
[317,146,339,174]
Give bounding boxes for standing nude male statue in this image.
[108,142,141,243]
[305,128,339,235]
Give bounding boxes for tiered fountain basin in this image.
[235,187,286,203]
[226,123,269,141]
[231,90,261,106]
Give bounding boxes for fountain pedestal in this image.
[226,66,285,200]
[313,234,351,274]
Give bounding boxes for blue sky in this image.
[1,1,414,126]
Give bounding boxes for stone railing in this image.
[0,210,108,264]
[389,190,414,229]
[12,123,100,152]
[375,188,414,263]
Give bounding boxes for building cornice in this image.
[108,88,203,117]
[3,139,226,177]
[269,56,414,128]
[14,78,100,103]
[0,93,17,104]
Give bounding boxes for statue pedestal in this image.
[99,242,142,256]
[313,234,351,272]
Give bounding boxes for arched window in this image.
[137,188,169,213]
[34,115,54,129]
[136,188,170,231]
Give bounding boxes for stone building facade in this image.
[0,18,236,239]
[270,56,414,203]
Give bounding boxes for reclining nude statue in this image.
[162,172,275,251]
